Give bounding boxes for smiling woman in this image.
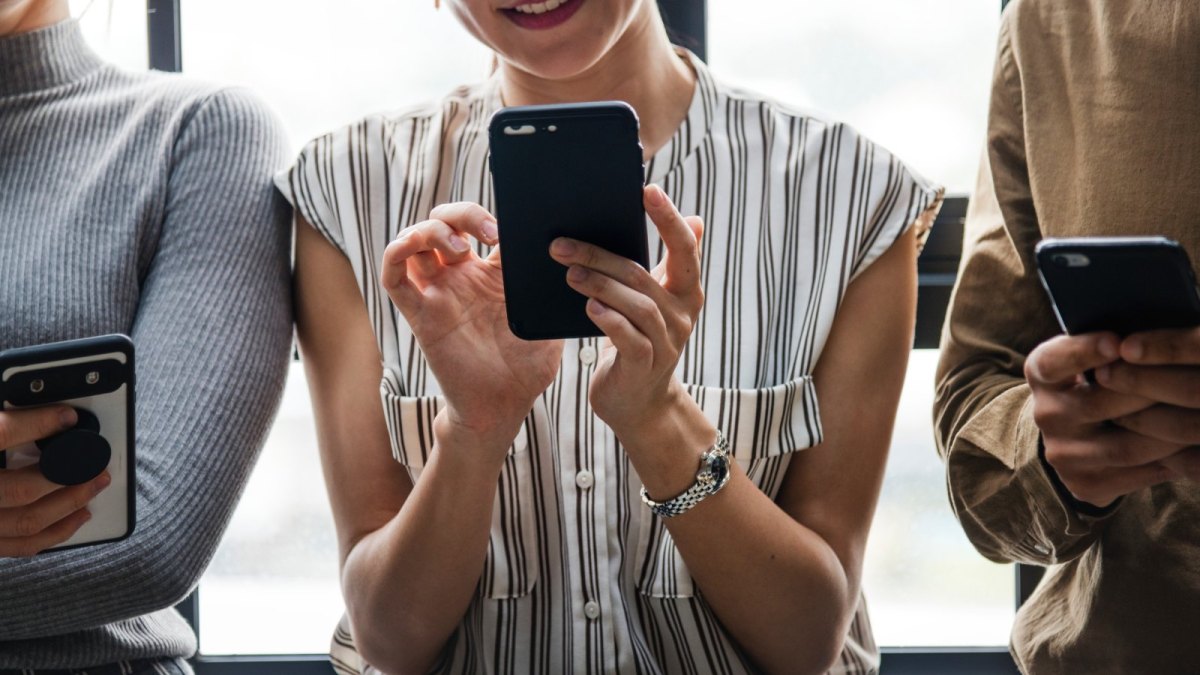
[279,0,941,673]
[177,0,1010,670]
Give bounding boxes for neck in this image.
[0,0,69,37]
[498,2,695,160]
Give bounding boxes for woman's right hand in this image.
[380,202,563,452]
[0,406,110,558]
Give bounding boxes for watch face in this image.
[708,453,730,485]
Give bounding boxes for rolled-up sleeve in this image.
[933,15,1117,566]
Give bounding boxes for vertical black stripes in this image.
[296,51,941,675]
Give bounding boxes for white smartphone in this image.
[0,335,135,552]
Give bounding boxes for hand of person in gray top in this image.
[1093,328,1200,482]
[0,406,110,557]
[1027,332,1193,508]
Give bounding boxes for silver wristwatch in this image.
[640,431,731,518]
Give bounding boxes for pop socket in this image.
[36,408,110,486]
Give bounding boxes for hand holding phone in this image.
[0,335,134,556]
[1029,237,1200,507]
[0,406,111,557]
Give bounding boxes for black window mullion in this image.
[146,0,182,72]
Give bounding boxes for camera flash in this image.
[30,379,44,393]
[86,371,100,385]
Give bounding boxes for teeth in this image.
[514,0,564,14]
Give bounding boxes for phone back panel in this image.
[0,335,135,551]
[1036,237,1200,336]
[489,102,648,340]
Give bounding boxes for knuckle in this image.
[1031,395,1062,430]
[0,480,34,508]
[1024,353,1045,384]
[12,510,43,539]
[623,260,649,287]
[632,297,660,324]
[632,339,654,362]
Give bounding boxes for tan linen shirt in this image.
[934,1,1200,673]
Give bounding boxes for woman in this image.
[283,1,941,673]
[0,0,291,672]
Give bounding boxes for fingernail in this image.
[646,185,667,207]
[552,238,577,256]
[567,266,589,282]
[1095,366,1110,383]
[482,219,499,243]
[396,228,414,241]
[1124,338,1143,361]
[60,408,77,428]
[95,472,112,491]
[450,235,470,253]
[588,299,607,315]
[82,510,93,523]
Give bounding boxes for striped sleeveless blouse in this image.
[277,49,942,675]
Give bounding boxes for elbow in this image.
[132,545,210,614]
[801,636,846,675]
[353,620,443,675]
[758,629,845,675]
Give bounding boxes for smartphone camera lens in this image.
[86,371,100,385]
[1053,253,1091,268]
[30,379,44,393]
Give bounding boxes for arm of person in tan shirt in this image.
[932,15,1125,566]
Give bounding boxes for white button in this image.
[579,345,597,365]
[575,470,594,489]
[583,601,601,620]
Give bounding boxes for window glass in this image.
[71,0,147,73]
[179,0,492,154]
[708,0,1001,194]
[199,362,342,655]
[862,350,1014,647]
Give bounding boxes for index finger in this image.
[1121,326,1200,365]
[644,185,701,290]
[428,202,499,246]
[0,407,76,450]
[1026,332,1121,386]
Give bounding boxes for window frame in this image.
[144,0,1026,670]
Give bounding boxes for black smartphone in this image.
[0,335,135,551]
[488,101,649,340]
[1035,237,1200,336]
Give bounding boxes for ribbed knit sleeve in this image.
[0,86,291,659]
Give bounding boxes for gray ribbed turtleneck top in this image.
[0,20,291,670]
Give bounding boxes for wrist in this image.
[617,387,717,500]
[434,407,525,464]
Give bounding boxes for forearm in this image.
[342,413,512,674]
[937,374,1110,564]
[626,405,854,675]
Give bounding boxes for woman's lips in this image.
[500,0,586,30]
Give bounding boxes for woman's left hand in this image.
[549,185,705,439]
